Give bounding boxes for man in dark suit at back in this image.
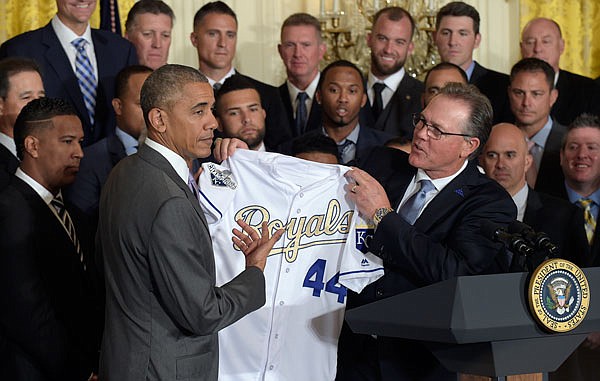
[362,6,423,138]
[521,18,600,126]
[190,1,292,149]
[434,1,512,124]
[480,122,587,264]
[0,97,100,380]
[337,82,516,381]
[0,57,46,189]
[0,0,138,147]
[508,57,565,195]
[277,13,326,137]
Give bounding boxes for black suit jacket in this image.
[235,72,293,149]
[361,74,424,138]
[470,61,512,124]
[337,147,516,381]
[0,177,100,381]
[523,188,587,264]
[278,82,322,137]
[0,22,138,146]
[0,143,18,190]
[534,120,567,196]
[553,69,600,126]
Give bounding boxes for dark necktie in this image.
[213,82,222,93]
[337,139,354,164]
[51,194,85,269]
[295,92,309,136]
[372,82,386,121]
[71,38,97,126]
[399,179,435,224]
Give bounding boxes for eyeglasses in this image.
[412,113,472,140]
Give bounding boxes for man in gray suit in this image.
[97,64,282,381]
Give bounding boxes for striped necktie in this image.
[577,198,596,245]
[51,194,85,269]
[71,37,97,126]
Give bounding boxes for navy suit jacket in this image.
[470,61,512,124]
[0,22,138,146]
[337,146,516,381]
[553,69,600,126]
[534,120,567,196]
[0,177,100,381]
[361,74,424,138]
[278,82,322,137]
[0,144,18,190]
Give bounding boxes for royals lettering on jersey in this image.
[198,150,384,381]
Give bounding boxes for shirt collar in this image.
[0,132,17,158]
[322,123,360,144]
[287,72,320,101]
[205,67,236,88]
[565,183,600,206]
[512,183,529,222]
[414,159,469,193]
[144,138,190,184]
[115,127,139,156]
[368,67,405,92]
[530,117,553,149]
[465,61,476,81]
[51,14,93,44]
[15,167,55,203]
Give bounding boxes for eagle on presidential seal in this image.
[545,277,575,315]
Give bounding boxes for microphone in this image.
[480,220,535,257]
[508,221,559,257]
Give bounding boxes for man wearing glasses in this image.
[336,83,516,381]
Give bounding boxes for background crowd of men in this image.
[0,0,599,380]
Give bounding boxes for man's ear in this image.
[112,98,122,116]
[461,137,480,158]
[148,108,167,134]
[23,135,40,159]
[0,97,5,116]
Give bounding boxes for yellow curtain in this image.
[520,0,600,79]
[0,0,137,44]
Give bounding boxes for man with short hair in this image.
[0,57,45,188]
[214,74,267,151]
[0,0,138,147]
[362,6,424,138]
[292,133,339,164]
[422,61,468,107]
[337,83,516,381]
[520,18,600,126]
[0,97,100,380]
[278,13,327,136]
[125,0,174,70]
[97,64,282,380]
[434,1,511,124]
[190,1,291,148]
[480,123,586,263]
[508,57,564,195]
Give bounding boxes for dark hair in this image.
[385,135,411,147]
[214,74,260,116]
[0,57,42,98]
[436,1,480,35]
[14,98,77,160]
[562,113,600,150]
[424,62,468,85]
[318,60,365,93]
[115,65,153,99]
[193,1,237,29]
[438,82,492,158]
[140,64,207,127]
[281,13,322,40]
[372,6,416,39]
[125,0,175,31]
[292,133,339,160]
[510,57,555,90]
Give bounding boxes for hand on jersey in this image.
[232,220,285,271]
[345,168,391,221]
[213,137,248,163]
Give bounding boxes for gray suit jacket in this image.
[97,144,265,381]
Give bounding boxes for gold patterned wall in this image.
[0,0,136,42]
[520,0,600,78]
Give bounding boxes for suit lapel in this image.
[523,187,541,225]
[107,134,127,167]
[278,84,295,128]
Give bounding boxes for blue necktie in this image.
[295,92,308,135]
[337,139,354,164]
[188,172,200,201]
[399,179,435,224]
[71,38,97,126]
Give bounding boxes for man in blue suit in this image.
[0,0,138,147]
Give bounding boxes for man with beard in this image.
[361,6,423,138]
[214,75,268,151]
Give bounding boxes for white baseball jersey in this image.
[198,149,384,381]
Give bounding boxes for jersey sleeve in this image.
[198,161,238,224]
[338,209,384,293]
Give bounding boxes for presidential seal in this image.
[528,258,590,332]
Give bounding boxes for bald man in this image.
[481,122,586,261]
[520,17,600,126]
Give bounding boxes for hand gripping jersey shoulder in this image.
[198,150,383,381]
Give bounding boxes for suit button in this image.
[376,289,384,297]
